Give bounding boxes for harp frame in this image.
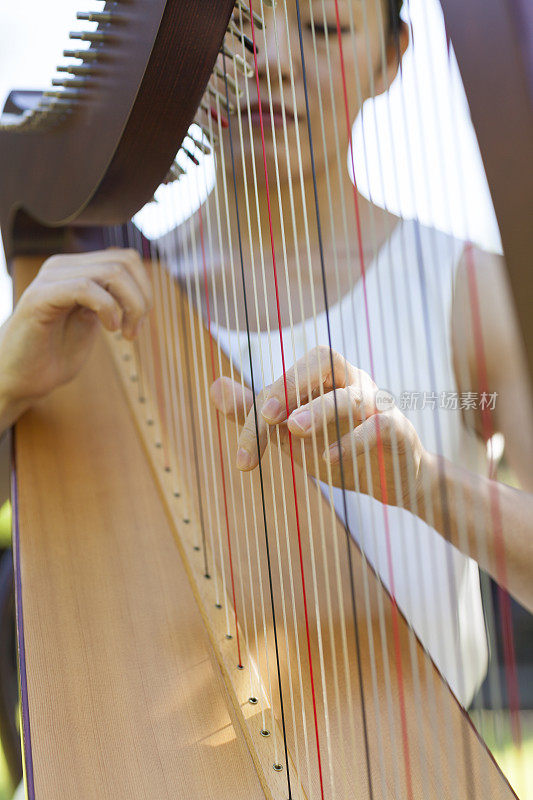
[1,1,531,798]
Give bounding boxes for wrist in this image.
[0,321,32,433]
[0,385,30,435]
[414,449,440,522]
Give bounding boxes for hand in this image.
[0,248,152,430]
[211,345,428,508]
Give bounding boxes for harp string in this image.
[104,4,524,792]
[442,24,523,751]
[198,108,275,721]
[268,4,381,795]
[400,0,520,778]
[261,11,345,797]
[228,11,317,787]
[251,5,351,795]
[157,208,216,574]
[315,2,416,796]
[295,3,395,796]
[352,0,460,788]
[207,99,285,748]
[350,0,474,792]
[372,4,476,786]
[193,151,259,706]
[196,202,244,666]
[220,45,301,789]
[382,2,480,790]
[307,6,403,796]
[221,47,310,784]
[245,3,333,797]
[306,3,432,797]
[209,91,284,760]
[434,37,506,755]
[312,5,429,797]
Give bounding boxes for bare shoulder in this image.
[451,244,528,434]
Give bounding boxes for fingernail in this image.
[261,397,284,423]
[236,447,253,470]
[325,443,344,464]
[290,409,311,433]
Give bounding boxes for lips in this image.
[243,100,295,128]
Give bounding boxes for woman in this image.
[200,0,533,705]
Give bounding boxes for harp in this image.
[1,0,532,798]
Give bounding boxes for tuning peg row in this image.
[212,65,242,97]
[227,19,255,54]
[206,83,235,114]
[220,44,254,78]
[234,2,264,30]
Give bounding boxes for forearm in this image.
[416,452,533,613]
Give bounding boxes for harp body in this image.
[1,1,531,798]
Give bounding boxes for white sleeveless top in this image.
[214,219,488,707]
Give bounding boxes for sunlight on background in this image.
[0,2,525,799]
[352,0,501,252]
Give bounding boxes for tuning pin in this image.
[212,65,241,97]
[194,117,218,146]
[37,100,72,114]
[186,132,211,156]
[43,90,81,103]
[180,146,199,166]
[227,20,255,54]
[173,162,186,177]
[163,162,186,184]
[69,31,109,43]
[52,77,87,89]
[57,64,95,75]
[63,48,100,60]
[206,83,235,114]
[234,2,264,29]
[220,44,254,78]
[76,11,113,23]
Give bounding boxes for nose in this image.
[255,8,292,81]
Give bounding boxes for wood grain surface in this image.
[13,257,266,800]
[12,256,518,799]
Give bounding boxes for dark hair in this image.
[387,0,403,35]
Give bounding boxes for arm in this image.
[0,248,152,439]
[449,247,533,610]
[211,324,533,613]
[418,453,533,613]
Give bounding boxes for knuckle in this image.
[347,385,363,406]
[78,277,93,294]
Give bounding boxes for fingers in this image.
[210,377,253,425]
[236,398,269,471]
[40,248,152,339]
[287,384,375,438]
[91,261,148,339]
[39,278,122,333]
[260,345,357,425]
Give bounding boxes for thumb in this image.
[210,376,253,425]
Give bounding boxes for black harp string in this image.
[386,0,476,790]
[221,48,293,799]
[292,3,375,799]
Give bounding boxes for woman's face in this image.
[217,0,396,184]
